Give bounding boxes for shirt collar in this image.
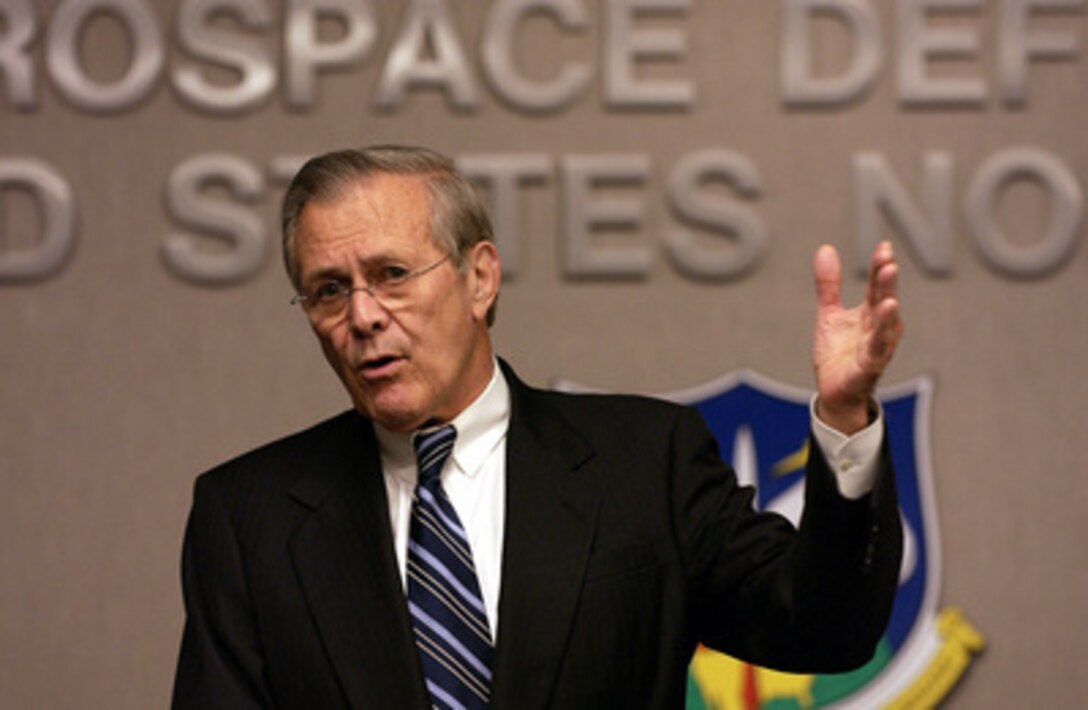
[374,359,510,484]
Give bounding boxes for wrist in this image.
[815,397,873,436]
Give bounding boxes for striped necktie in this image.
[407,425,493,709]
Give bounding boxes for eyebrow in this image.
[299,251,411,285]
[299,265,348,286]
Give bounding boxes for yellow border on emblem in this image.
[885,607,985,710]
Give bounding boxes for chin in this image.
[355,396,426,432]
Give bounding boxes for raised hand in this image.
[812,242,904,435]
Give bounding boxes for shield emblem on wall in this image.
[656,371,983,709]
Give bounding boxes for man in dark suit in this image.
[173,145,904,709]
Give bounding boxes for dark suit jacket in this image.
[173,363,901,709]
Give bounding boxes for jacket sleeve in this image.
[672,405,903,673]
[172,474,275,709]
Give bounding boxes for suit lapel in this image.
[490,368,601,709]
[281,367,601,709]
[287,415,429,710]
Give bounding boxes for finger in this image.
[865,241,895,308]
[867,297,903,364]
[813,244,842,308]
[873,261,899,306]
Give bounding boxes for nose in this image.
[346,286,388,335]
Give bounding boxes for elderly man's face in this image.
[292,174,499,432]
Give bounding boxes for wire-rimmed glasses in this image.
[290,253,452,322]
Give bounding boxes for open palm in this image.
[812,242,904,435]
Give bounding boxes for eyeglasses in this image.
[291,253,453,321]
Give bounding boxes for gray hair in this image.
[281,145,497,324]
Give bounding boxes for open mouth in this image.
[359,354,401,375]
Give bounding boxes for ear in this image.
[467,241,501,322]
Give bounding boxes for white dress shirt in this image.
[375,360,884,640]
[375,363,510,640]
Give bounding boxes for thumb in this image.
[813,244,842,308]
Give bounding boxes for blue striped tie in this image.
[408,425,493,709]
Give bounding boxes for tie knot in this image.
[413,425,456,487]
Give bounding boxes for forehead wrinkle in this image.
[338,174,431,235]
[296,175,434,277]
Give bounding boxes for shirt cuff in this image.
[809,396,884,500]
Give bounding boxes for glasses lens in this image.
[298,254,450,320]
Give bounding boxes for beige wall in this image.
[2,2,1086,707]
